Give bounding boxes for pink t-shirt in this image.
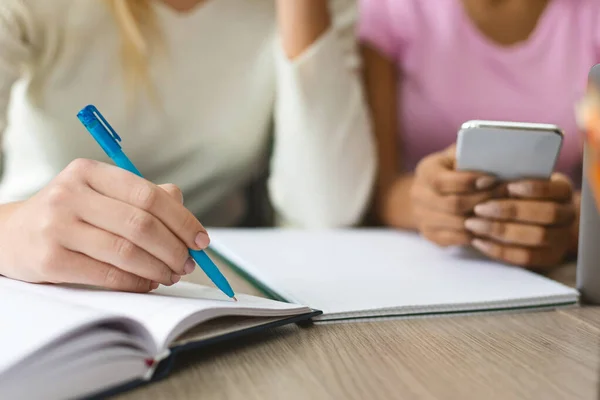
[358,0,600,184]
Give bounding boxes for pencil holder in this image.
[576,64,600,304]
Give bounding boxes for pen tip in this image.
[232,296,238,302]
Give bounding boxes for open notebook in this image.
[208,229,579,323]
[0,277,318,400]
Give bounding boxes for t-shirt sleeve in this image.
[596,21,600,64]
[357,0,411,61]
[357,0,397,58]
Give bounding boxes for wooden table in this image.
[116,261,600,400]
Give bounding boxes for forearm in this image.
[378,174,418,230]
[360,44,408,228]
[276,0,331,59]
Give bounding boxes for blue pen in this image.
[76,105,236,300]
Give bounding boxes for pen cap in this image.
[77,105,122,156]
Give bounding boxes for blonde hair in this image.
[105,0,161,101]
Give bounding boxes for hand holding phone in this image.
[411,145,505,248]
[453,120,576,268]
[466,175,576,268]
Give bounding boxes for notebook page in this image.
[208,229,578,318]
[0,278,130,376]
[6,279,311,349]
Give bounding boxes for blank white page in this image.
[208,229,579,319]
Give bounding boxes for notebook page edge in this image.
[0,278,155,376]
[313,292,580,321]
[161,301,312,348]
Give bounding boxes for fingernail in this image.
[464,218,489,234]
[171,274,181,284]
[507,182,531,197]
[474,203,499,217]
[184,257,196,275]
[151,282,159,290]
[475,176,496,190]
[472,238,492,253]
[195,232,210,249]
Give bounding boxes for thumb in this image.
[159,183,184,204]
[417,145,495,194]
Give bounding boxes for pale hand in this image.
[0,159,210,292]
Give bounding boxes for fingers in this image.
[507,173,573,202]
[159,183,184,204]
[61,220,181,286]
[412,181,507,215]
[72,187,193,277]
[413,206,467,230]
[471,239,567,269]
[411,148,505,250]
[70,160,209,250]
[414,205,472,247]
[46,248,155,292]
[421,228,472,247]
[415,151,496,194]
[473,199,576,226]
[465,195,574,269]
[464,218,567,247]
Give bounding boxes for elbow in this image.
[271,185,374,229]
[320,154,377,228]
[269,142,377,229]
[319,167,376,228]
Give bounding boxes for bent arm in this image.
[269,0,376,228]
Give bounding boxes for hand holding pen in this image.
[0,158,209,293]
[76,105,236,299]
[0,106,235,298]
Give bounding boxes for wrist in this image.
[0,201,25,277]
[378,174,417,230]
[276,0,331,59]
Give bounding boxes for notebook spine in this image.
[143,349,171,381]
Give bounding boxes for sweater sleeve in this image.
[0,1,33,160]
[268,0,376,228]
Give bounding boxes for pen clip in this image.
[90,106,122,143]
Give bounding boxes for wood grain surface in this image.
[114,261,600,400]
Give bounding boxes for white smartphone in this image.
[455,120,564,180]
